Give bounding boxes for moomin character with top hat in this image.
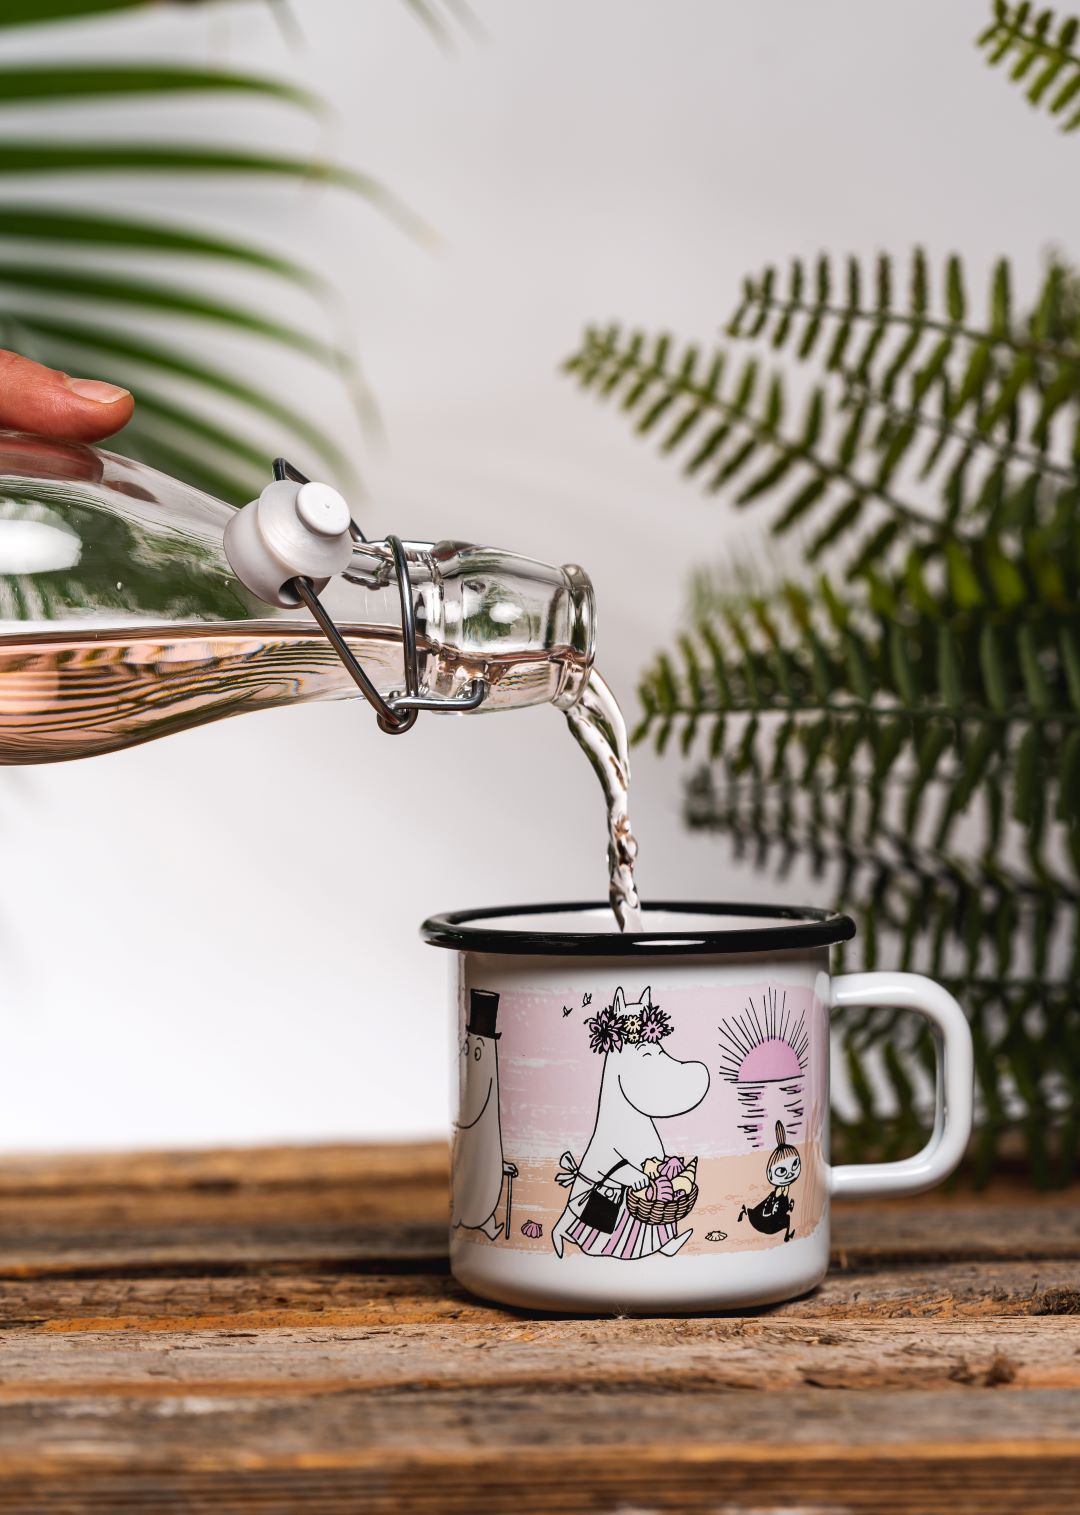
[452,989,516,1240]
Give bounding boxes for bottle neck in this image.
[322,539,595,716]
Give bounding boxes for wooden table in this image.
[0,1142,1076,1512]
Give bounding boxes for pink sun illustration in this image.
[718,987,809,1145]
[737,1037,803,1083]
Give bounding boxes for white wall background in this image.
[0,0,1072,1150]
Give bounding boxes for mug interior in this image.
[488,907,808,933]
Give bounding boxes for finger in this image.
[0,349,133,442]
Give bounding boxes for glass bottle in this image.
[0,432,594,764]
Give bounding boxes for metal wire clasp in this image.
[274,458,485,735]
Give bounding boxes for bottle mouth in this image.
[553,562,595,712]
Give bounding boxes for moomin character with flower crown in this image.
[551,986,710,1261]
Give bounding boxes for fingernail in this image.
[64,378,131,405]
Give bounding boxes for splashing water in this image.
[566,669,643,932]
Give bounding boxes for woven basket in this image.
[626,1182,698,1227]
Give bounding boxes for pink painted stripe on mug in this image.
[616,1216,643,1258]
[600,1205,634,1257]
[566,1219,599,1251]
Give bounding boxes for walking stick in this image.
[503,1161,517,1239]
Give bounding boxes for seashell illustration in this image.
[645,1176,675,1203]
[705,1229,728,1242]
[671,1174,693,1195]
[520,1219,543,1239]
[658,1155,686,1180]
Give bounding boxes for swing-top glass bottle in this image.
[0,431,594,764]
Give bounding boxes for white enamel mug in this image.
[422,902,974,1314]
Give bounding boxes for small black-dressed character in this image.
[737,1120,801,1243]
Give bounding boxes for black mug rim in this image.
[421,900,856,957]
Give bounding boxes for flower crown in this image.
[586,999,672,1055]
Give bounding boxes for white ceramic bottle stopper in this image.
[223,478,355,607]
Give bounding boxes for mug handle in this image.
[828,971,974,1199]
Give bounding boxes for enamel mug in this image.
[422,902,974,1314]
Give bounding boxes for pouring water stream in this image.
[566,669,644,932]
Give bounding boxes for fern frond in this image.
[839,371,1079,486]
[729,250,1079,366]
[566,256,1080,578]
[684,763,1077,910]
[728,253,1080,476]
[566,323,955,565]
[977,1,1080,133]
[642,564,1080,864]
[570,252,1080,1182]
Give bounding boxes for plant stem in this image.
[840,372,1080,485]
[651,695,1080,726]
[731,292,1080,366]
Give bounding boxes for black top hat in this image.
[466,988,501,1040]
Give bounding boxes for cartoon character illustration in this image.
[737,1120,802,1243]
[551,985,710,1260]
[718,988,809,1147]
[452,989,517,1240]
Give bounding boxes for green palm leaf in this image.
[0,145,430,242]
[118,429,263,511]
[401,0,482,46]
[0,265,347,366]
[0,0,434,502]
[0,0,151,26]
[0,206,324,290]
[0,63,320,112]
[8,313,353,480]
[115,387,277,474]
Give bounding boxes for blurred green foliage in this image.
[978,0,1080,131]
[567,243,1080,1175]
[0,0,434,502]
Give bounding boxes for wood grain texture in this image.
[0,1141,1075,1514]
[0,1318,1077,1393]
[1,1257,1075,1333]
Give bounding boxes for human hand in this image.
[0,348,133,442]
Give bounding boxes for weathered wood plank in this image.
[0,1143,1074,1514]
[833,1195,1080,1265]
[0,1386,1074,1460]
[0,1142,449,1197]
[0,1143,449,1275]
[0,1258,1075,1333]
[0,1145,1075,1284]
[0,1221,448,1277]
[0,1270,481,1330]
[808,1257,1080,1319]
[0,1142,1048,1202]
[0,1139,1072,1515]
[0,1457,1074,1515]
[0,1318,1076,1394]
[0,1199,1076,1279]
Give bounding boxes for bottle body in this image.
[0,434,593,763]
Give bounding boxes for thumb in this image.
[0,349,133,443]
